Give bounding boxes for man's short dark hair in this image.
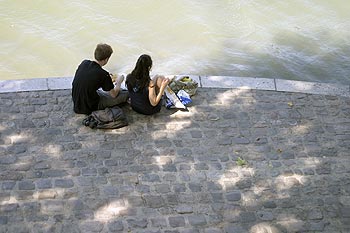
[94,43,113,61]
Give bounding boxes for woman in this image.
[126,54,170,115]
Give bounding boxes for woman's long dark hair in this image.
[126,54,152,92]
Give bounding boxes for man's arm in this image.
[109,75,124,98]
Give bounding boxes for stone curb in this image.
[1,75,349,97]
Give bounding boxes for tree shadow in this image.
[0,82,349,232]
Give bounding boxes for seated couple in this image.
[72,43,170,116]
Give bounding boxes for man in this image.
[72,43,128,115]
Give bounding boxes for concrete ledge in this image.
[48,76,73,90]
[200,76,275,91]
[1,76,349,98]
[0,78,48,93]
[275,79,350,97]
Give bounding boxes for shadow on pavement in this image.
[0,87,349,232]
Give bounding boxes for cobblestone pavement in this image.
[0,88,350,233]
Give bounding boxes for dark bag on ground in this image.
[82,106,128,129]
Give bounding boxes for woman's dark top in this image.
[126,76,161,115]
[72,60,114,114]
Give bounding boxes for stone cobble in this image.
[0,88,349,232]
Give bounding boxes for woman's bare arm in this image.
[148,78,169,106]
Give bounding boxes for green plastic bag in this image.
[168,76,198,96]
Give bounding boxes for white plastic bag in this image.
[177,90,192,106]
[164,86,187,109]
